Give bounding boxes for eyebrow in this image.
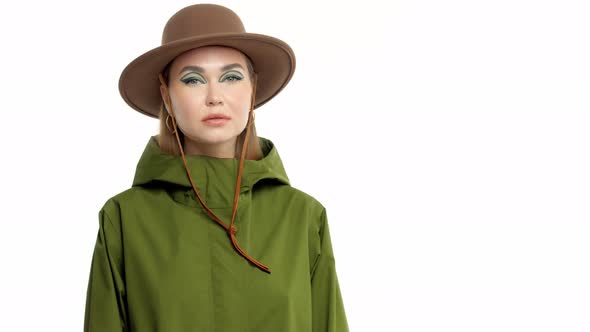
[178,63,245,76]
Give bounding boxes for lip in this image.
[202,114,231,127]
[202,113,232,121]
[203,118,230,126]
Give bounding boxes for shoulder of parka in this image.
[96,187,148,228]
[99,184,327,230]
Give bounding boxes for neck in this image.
[183,135,238,159]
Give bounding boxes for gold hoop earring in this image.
[165,113,177,134]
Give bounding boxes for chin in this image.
[186,129,238,144]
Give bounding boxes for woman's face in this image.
[161,46,253,157]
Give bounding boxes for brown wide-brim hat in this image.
[118,4,296,119]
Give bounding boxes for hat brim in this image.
[118,32,296,118]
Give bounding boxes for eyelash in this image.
[182,75,243,86]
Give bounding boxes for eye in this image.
[183,78,203,86]
[224,75,243,83]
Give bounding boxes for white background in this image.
[1,0,589,331]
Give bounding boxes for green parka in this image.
[83,134,349,331]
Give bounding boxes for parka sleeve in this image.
[84,207,128,332]
[310,207,350,332]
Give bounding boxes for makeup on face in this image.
[178,63,245,86]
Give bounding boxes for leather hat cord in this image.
[158,73,271,274]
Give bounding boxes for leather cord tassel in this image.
[158,72,271,274]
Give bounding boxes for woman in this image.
[84,4,349,331]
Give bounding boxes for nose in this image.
[205,82,223,106]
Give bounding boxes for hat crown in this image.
[162,4,246,45]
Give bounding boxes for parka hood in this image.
[133,135,289,191]
[132,135,290,197]
[130,134,291,273]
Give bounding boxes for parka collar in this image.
[132,134,290,207]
